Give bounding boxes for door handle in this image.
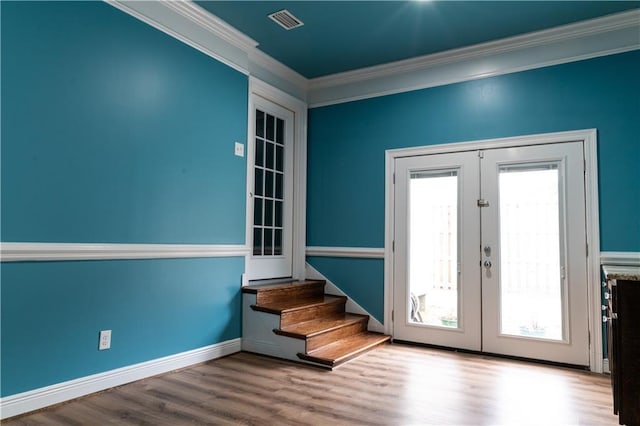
[484,260,492,268]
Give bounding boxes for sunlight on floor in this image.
[490,365,577,425]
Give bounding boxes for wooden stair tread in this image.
[251,294,346,315]
[242,280,324,294]
[276,313,368,339]
[244,280,327,306]
[298,332,391,367]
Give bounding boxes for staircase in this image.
[241,279,390,368]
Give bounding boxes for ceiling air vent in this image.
[268,9,304,30]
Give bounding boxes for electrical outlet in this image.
[234,142,244,157]
[99,330,112,350]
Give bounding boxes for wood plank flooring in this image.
[5,344,618,425]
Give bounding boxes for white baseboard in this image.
[603,358,610,374]
[0,338,241,420]
[305,263,385,333]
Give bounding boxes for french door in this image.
[246,95,294,280]
[393,142,590,366]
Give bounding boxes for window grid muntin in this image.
[253,109,285,256]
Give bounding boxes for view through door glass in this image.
[498,164,563,340]
[409,170,459,328]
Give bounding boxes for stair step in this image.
[275,313,369,352]
[298,332,391,368]
[276,313,368,338]
[243,280,325,305]
[250,294,345,315]
[251,294,347,328]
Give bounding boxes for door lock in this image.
[484,260,492,268]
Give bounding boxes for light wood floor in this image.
[5,344,618,425]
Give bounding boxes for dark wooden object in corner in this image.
[605,265,640,426]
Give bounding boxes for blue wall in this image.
[307,50,640,322]
[307,257,384,321]
[1,1,247,243]
[1,2,248,396]
[1,258,243,396]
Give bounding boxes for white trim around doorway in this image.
[384,129,602,372]
[245,78,308,282]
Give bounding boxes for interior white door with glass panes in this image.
[393,142,590,366]
[247,96,294,280]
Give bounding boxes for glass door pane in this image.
[409,170,459,328]
[253,109,285,257]
[498,164,563,340]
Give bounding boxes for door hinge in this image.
[586,243,589,257]
[393,173,395,184]
[392,310,394,321]
[478,150,484,159]
[477,199,490,207]
[392,240,395,252]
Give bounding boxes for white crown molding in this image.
[308,9,640,107]
[311,9,640,89]
[601,251,640,266]
[106,0,308,101]
[0,242,250,262]
[107,0,250,75]
[108,1,638,107]
[0,338,241,420]
[248,49,309,102]
[306,246,385,259]
[161,0,257,53]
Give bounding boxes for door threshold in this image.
[391,339,590,371]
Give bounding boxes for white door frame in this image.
[245,77,307,282]
[384,129,602,372]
